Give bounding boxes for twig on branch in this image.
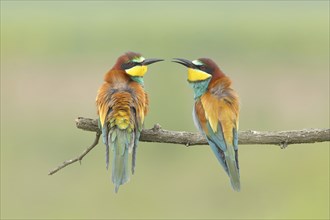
[48,132,101,175]
[48,117,329,175]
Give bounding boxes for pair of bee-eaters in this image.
[96,52,240,193]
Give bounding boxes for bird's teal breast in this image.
[188,78,211,100]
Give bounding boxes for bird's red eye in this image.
[200,66,206,71]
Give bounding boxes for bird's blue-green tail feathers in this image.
[208,140,240,191]
[228,127,240,191]
[131,132,140,175]
[109,129,134,193]
[224,148,240,192]
[206,123,240,191]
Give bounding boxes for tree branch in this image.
[75,117,330,147]
[48,117,329,175]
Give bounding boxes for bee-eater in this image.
[96,52,163,192]
[173,58,240,191]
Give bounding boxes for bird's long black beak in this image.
[142,58,164,65]
[172,58,195,68]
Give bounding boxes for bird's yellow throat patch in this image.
[188,68,211,82]
[125,65,148,77]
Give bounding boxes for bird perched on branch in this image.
[173,58,241,191]
[96,52,163,192]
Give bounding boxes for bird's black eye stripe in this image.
[121,61,136,70]
[197,65,212,74]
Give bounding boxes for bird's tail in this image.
[110,129,131,193]
[224,147,240,192]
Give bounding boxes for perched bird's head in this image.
[173,57,227,99]
[113,51,163,77]
[172,57,225,82]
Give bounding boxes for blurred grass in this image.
[1,1,329,219]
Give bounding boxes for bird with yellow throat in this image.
[173,57,241,191]
[96,52,163,192]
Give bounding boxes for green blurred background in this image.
[1,1,329,219]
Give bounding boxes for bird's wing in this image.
[130,83,149,174]
[197,90,240,191]
[200,91,239,149]
[96,82,115,170]
[194,99,229,173]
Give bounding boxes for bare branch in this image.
[49,117,329,176]
[48,132,101,175]
[76,117,330,147]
